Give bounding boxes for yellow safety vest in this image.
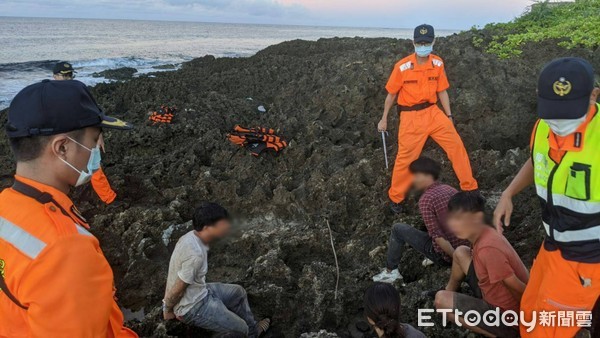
[532,103,600,263]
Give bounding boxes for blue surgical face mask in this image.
[415,44,433,57]
[59,136,102,187]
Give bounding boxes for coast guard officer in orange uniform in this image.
[378,24,478,213]
[495,57,600,338]
[0,80,137,337]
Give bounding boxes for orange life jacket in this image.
[227,125,288,156]
[149,106,176,124]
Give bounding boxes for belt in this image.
[398,102,434,112]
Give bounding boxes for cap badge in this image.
[64,63,71,68]
[102,118,129,128]
[420,27,428,35]
[553,77,572,96]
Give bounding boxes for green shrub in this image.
[472,36,484,47]
[482,0,600,58]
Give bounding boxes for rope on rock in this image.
[326,219,340,300]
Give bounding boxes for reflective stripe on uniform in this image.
[543,221,600,242]
[399,61,412,72]
[75,224,93,237]
[537,184,600,214]
[0,217,46,259]
[536,185,547,201]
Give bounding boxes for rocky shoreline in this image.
[1,30,599,337]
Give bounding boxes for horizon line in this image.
[0,15,466,32]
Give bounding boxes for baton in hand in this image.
[381,131,389,169]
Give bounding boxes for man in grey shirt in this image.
[163,202,271,337]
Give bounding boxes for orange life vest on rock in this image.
[227,125,288,157]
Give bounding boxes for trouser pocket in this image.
[565,162,591,201]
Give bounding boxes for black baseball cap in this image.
[6,80,133,138]
[538,57,595,119]
[53,61,77,75]
[414,24,435,43]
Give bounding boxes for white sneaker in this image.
[422,258,434,267]
[372,269,402,283]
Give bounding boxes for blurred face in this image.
[412,172,435,192]
[204,219,232,241]
[447,210,485,240]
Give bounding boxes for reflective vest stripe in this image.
[536,184,600,214]
[75,224,93,237]
[543,222,600,243]
[0,217,46,259]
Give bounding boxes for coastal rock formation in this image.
[1,30,598,337]
[92,66,138,80]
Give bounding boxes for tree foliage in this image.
[481,0,600,58]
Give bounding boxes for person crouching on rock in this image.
[377,24,478,214]
[52,61,119,205]
[372,157,470,283]
[364,282,425,338]
[162,202,271,337]
[434,192,528,338]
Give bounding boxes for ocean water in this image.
[0,17,457,109]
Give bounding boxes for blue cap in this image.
[537,57,595,120]
[53,62,77,75]
[6,80,132,138]
[414,24,435,43]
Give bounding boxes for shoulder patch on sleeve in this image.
[399,61,413,72]
[432,59,443,67]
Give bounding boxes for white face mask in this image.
[544,114,587,137]
[59,136,102,187]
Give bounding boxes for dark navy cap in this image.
[53,61,77,75]
[414,24,435,43]
[6,80,132,138]
[538,57,595,120]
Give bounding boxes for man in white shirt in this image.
[162,202,270,337]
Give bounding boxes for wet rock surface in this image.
[92,66,138,80]
[1,31,599,337]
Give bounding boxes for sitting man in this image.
[162,202,270,337]
[435,192,528,338]
[373,157,469,283]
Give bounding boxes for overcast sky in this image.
[1,0,537,29]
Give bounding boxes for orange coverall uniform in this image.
[92,167,117,204]
[385,53,478,203]
[520,111,600,337]
[0,176,137,338]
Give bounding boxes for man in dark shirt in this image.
[373,157,469,283]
